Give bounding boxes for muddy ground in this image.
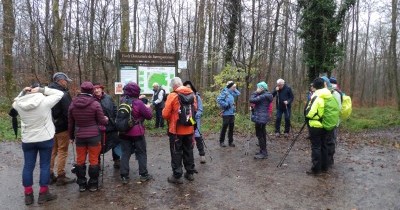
[0,127,399,210]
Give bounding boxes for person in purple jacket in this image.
[68,81,109,192]
[119,82,153,184]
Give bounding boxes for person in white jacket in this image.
[12,85,63,205]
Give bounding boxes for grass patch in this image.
[1,106,399,141]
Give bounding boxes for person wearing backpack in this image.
[305,77,339,175]
[119,82,153,184]
[68,82,109,192]
[152,83,166,128]
[217,81,241,147]
[93,83,121,169]
[162,77,198,184]
[323,76,342,167]
[13,84,63,205]
[249,82,273,159]
[183,80,206,164]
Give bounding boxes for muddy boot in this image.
[184,173,194,181]
[139,174,153,182]
[49,173,57,185]
[167,175,183,184]
[88,165,100,192]
[113,159,121,169]
[56,174,75,186]
[37,190,57,204]
[25,193,34,205]
[254,150,268,159]
[76,165,87,192]
[200,156,206,164]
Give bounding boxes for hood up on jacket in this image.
[72,94,96,108]
[174,85,193,95]
[314,88,333,100]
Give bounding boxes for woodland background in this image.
[1,0,400,113]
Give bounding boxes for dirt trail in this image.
[0,128,399,209]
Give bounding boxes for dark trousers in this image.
[155,106,164,128]
[309,127,328,172]
[195,136,205,156]
[120,136,148,178]
[275,108,291,134]
[255,123,267,151]
[219,115,235,144]
[169,134,195,178]
[326,128,336,166]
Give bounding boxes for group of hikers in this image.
[11,71,345,205]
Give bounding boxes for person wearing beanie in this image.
[119,82,153,184]
[48,72,75,186]
[13,84,63,205]
[272,78,294,138]
[250,82,273,159]
[217,80,241,147]
[304,77,335,175]
[183,80,206,164]
[93,83,121,169]
[68,81,109,192]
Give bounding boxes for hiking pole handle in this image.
[277,122,307,167]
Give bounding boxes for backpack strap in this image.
[305,96,319,120]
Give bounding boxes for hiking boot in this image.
[184,173,194,181]
[306,170,322,176]
[37,190,57,204]
[113,159,121,169]
[167,175,183,184]
[254,151,268,159]
[140,174,153,182]
[220,142,227,147]
[284,133,289,138]
[56,175,75,186]
[25,193,34,205]
[275,133,280,138]
[229,143,236,147]
[200,156,206,164]
[88,184,98,192]
[79,184,87,192]
[49,173,57,185]
[121,176,130,185]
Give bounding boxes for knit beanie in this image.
[80,81,94,94]
[257,82,268,90]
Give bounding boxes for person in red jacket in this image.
[162,77,197,184]
[68,81,108,192]
[119,82,153,184]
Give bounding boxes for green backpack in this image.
[321,96,340,131]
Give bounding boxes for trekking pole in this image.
[277,122,307,167]
[101,131,106,187]
[244,111,253,155]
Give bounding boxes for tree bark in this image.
[2,0,16,101]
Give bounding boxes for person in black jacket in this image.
[272,79,294,138]
[49,72,75,185]
[93,83,121,169]
[151,83,166,128]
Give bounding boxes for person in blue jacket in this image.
[250,82,273,159]
[217,81,241,147]
[183,81,206,163]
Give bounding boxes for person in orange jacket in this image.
[162,77,197,184]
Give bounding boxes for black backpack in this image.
[115,97,137,132]
[161,89,167,102]
[176,92,196,126]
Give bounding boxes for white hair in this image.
[277,79,285,85]
[170,77,183,89]
[152,82,159,87]
[226,81,234,86]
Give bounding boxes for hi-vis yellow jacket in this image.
[305,88,333,128]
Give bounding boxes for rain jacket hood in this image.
[73,94,96,108]
[305,88,333,128]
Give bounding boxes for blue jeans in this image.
[275,108,291,134]
[22,139,54,187]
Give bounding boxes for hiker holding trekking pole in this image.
[272,79,294,138]
[68,82,109,192]
[183,81,207,164]
[249,82,273,159]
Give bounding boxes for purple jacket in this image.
[68,94,108,139]
[121,98,152,137]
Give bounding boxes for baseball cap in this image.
[53,72,72,82]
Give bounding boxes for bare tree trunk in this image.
[26,0,38,79]
[195,0,206,89]
[389,0,400,110]
[132,0,138,52]
[206,0,213,88]
[224,0,241,64]
[120,0,129,52]
[52,0,68,72]
[280,0,289,79]
[2,0,16,101]
[360,7,370,106]
[349,0,359,99]
[266,0,282,81]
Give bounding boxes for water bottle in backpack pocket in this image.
[176,93,196,126]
